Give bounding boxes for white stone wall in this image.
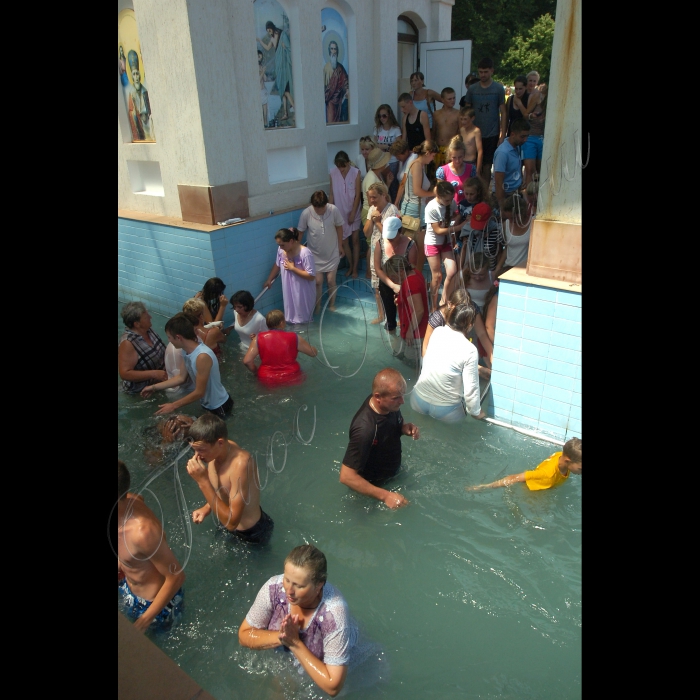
[117,0,452,218]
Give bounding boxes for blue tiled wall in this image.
[490,280,581,441]
[118,210,304,324]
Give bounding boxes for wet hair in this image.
[275,227,300,243]
[448,135,466,156]
[372,367,406,397]
[413,139,438,156]
[164,313,197,341]
[510,119,531,134]
[459,106,476,119]
[514,75,527,88]
[477,58,494,70]
[367,181,388,197]
[374,104,400,130]
[334,150,350,168]
[440,87,455,97]
[464,176,485,203]
[563,438,582,463]
[201,277,226,317]
[462,253,489,286]
[359,135,378,150]
[435,180,455,199]
[230,290,254,312]
[397,92,413,104]
[383,255,413,280]
[182,298,206,319]
[409,71,425,82]
[310,190,329,207]
[265,309,285,329]
[284,544,327,585]
[188,413,228,445]
[389,138,409,156]
[446,302,476,334]
[121,301,147,328]
[118,460,130,501]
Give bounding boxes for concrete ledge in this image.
[118,203,308,233]
[118,612,217,700]
[500,264,581,293]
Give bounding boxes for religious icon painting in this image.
[321,8,349,124]
[118,8,156,142]
[255,0,296,129]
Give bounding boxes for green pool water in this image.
[117,299,581,699]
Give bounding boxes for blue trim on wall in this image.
[491,279,582,441]
[118,212,305,324]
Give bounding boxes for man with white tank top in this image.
[141,313,233,418]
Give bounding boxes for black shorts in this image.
[203,394,233,419]
[481,136,499,165]
[219,508,274,546]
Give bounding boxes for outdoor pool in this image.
[117,297,581,699]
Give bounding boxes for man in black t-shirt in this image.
[339,368,420,509]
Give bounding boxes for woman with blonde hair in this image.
[435,135,477,208]
[363,181,400,324]
[358,134,378,179]
[182,298,227,360]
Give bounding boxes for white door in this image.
[398,42,417,97]
[419,40,472,102]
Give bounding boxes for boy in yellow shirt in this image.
[466,437,581,491]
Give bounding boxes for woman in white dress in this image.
[226,290,268,351]
[297,190,345,313]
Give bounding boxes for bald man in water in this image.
[339,368,420,509]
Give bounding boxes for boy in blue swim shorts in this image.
[117,460,186,631]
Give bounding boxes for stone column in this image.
[526,0,582,284]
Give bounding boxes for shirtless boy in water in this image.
[117,460,186,631]
[432,87,461,167]
[459,107,483,185]
[186,414,274,545]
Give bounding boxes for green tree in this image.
[500,14,555,84]
[451,0,556,76]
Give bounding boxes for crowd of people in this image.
[117,58,576,697]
